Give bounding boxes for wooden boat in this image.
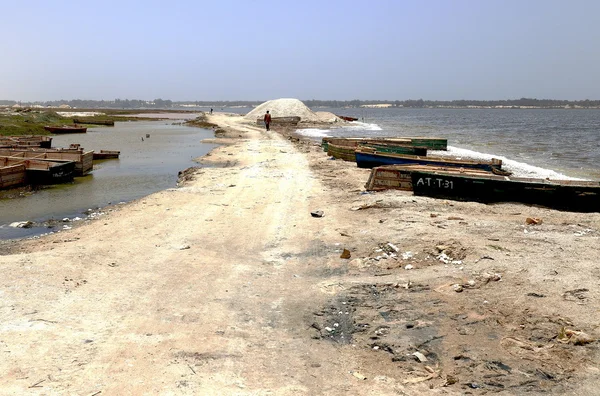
[410,169,600,212]
[327,143,359,161]
[365,165,503,191]
[0,149,94,176]
[43,126,87,134]
[255,116,301,126]
[355,148,506,173]
[0,163,27,189]
[336,115,359,122]
[72,118,115,126]
[0,156,75,184]
[93,150,120,160]
[0,135,52,148]
[322,137,447,151]
[327,142,426,162]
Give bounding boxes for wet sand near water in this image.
[1,113,599,394]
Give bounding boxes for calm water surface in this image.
[0,121,217,240]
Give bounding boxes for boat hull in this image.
[0,157,75,185]
[0,135,52,148]
[0,149,93,176]
[327,143,427,162]
[73,118,115,126]
[365,165,496,191]
[411,170,600,212]
[93,150,120,160]
[0,164,27,189]
[44,126,87,134]
[355,150,503,172]
[322,137,447,151]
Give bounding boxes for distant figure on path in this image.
[210,108,213,115]
[263,110,272,131]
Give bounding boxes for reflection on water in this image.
[0,121,217,240]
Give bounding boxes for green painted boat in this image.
[327,141,427,162]
[322,137,447,151]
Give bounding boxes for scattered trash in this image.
[62,217,70,222]
[352,371,367,380]
[453,284,464,293]
[386,243,400,253]
[311,210,324,218]
[412,351,428,362]
[526,217,543,225]
[527,292,545,298]
[448,216,464,220]
[350,201,383,211]
[430,213,439,218]
[404,264,414,270]
[401,251,413,260]
[179,245,191,250]
[558,327,595,345]
[340,249,351,259]
[9,221,32,228]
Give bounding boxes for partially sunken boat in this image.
[0,135,52,148]
[354,148,506,173]
[410,169,600,212]
[43,125,87,134]
[72,118,115,126]
[93,150,120,160]
[0,156,75,185]
[0,149,93,176]
[336,115,359,122]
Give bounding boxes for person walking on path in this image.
[263,110,272,131]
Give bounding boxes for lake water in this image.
[0,121,217,240]
[297,108,600,181]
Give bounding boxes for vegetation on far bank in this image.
[0,108,197,136]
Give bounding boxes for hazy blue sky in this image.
[1,0,599,101]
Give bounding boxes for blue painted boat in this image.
[355,148,505,173]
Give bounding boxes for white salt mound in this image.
[315,111,340,123]
[244,98,321,122]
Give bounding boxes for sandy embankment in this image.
[1,113,600,394]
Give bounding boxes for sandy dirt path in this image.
[2,113,600,395]
[0,117,404,394]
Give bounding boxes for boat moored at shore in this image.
[0,156,75,185]
[355,148,506,173]
[43,126,87,134]
[410,169,600,212]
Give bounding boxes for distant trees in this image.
[2,98,599,109]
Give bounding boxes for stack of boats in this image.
[324,136,600,212]
[0,136,120,190]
